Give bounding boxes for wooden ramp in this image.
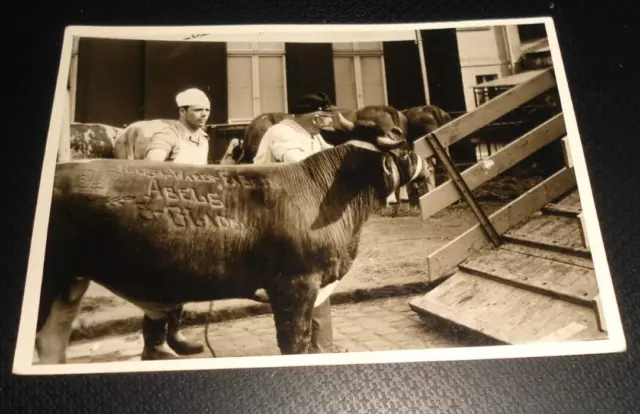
[410,189,608,344]
[408,68,607,344]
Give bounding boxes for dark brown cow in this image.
[225,105,451,206]
[403,104,452,145]
[34,114,429,363]
[400,105,454,205]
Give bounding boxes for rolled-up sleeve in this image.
[144,129,176,159]
[270,126,307,162]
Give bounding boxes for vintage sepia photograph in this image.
[13,17,626,376]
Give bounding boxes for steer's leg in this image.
[35,277,90,364]
[268,274,320,354]
[426,156,437,191]
[166,305,205,356]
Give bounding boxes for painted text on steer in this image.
[69,165,281,231]
[72,169,121,196]
[135,178,238,229]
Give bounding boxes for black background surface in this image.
[2,1,639,412]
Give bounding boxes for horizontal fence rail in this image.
[419,112,566,220]
[413,67,557,160]
[426,166,577,281]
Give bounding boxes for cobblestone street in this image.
[63,294,488,364]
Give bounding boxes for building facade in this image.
[457,24,552,161]
[68,24,548,162]
[70,28,475,124]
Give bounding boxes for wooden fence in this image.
[413,67,579,281]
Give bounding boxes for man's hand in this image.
[145,149,170,161]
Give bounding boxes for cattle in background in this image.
[69,123,122,160]
[225,105,452,207]
[403,104,452,143]
[34,113,429,363]
[227,105,408,165]
[67,119,188,162]
[112,119,180,160]
[400,105,454,205]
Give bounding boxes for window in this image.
[332,42,388,108]
[517,23,547,42]
[227,42,287,124]
[476,74,498,85]
[473,74,500,107]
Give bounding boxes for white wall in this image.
[504,25,523,67]
[456,25,522,110]
[459,64,512,110]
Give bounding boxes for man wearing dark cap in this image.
[253,93,336,164]
[253,93,345,353]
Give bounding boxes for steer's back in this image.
[112,119,178,160]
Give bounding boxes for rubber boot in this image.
[166,306,204,356]
[310,298,347,353]
[140,315,178,361]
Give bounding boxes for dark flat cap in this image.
[290,93,333,115]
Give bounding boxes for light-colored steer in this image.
[112,119,179,160]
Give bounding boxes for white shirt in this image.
[253,119,333,164]
[145,121,209,166]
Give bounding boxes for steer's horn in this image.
[376,136,405,150]
[336,112,355,131]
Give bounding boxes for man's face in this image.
[313,111,336,130]
[183,105,211,129]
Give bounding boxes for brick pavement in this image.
[60,295,490,364]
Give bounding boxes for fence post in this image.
[426,131,502,248]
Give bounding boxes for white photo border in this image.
[12,16,627,376]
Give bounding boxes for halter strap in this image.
[344,140,381,152]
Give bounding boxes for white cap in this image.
[175,88,210,109]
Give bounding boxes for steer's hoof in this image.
[167,336,205,356]
[308,344,349,354]
[141,345,178,361]
[330,345,349,353]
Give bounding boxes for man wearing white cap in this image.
[144,88,211,164]
[139,88,212,360]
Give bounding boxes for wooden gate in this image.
[408,67,607,344]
